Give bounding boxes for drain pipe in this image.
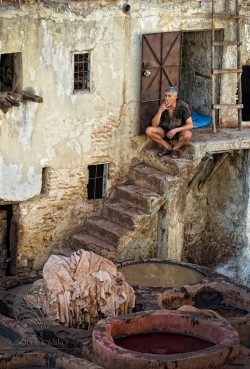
[188,153,214,190]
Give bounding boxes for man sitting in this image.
[145,86,193,159]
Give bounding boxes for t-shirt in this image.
[160,100,191,130]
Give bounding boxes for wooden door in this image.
[140,32,182,134]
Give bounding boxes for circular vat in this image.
[0,350,103,369]
[117,259,210,311]
[0,275,39,319]
[118,259,205,288]
[92,309,240,369]
[160,281,250,348]
[0,325,21,350]
[0,315,38,352]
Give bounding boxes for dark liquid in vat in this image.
[114,332,214,355]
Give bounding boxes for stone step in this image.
[113,183,164,213]
[84,217,127,246]
[128,163,177,194]
[142,148,193,177]
[70,234,116,260]
[101,201,145,230]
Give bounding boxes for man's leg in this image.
[172,130,192,152]
[145,126,173,151]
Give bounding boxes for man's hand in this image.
[166,128,178,139]
[159,102,170,114]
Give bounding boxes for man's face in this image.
[164,91,177,107]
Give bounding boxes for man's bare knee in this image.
[181,130,192,143]
[145,126,153,137]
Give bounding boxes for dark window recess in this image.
[74,53,90,91]
[41,167,50,195]
[242,65,250,121]
[87,164,109,200]
[0,53,22,93]
[0,205,13,277]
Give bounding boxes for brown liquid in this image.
[118,263,204,288]
[114,332,214,355]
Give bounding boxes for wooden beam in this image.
[213,13,245,20]
[22,93,43,103]
[212,41,242,46]
[213,69,242,74]
[213,104,243,109]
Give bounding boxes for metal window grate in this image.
[74,53,90,91]
[87,164,109,200]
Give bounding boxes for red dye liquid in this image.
[114,331,214,355]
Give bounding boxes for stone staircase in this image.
[70,148,193,261]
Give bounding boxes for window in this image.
[87,164,109,200]
[74,53,90,91]
[41,167,50,195]
[0,53,22,93]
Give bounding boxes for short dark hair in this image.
[165,86,178,96]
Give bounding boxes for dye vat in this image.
[0,326,21,350]
[160,281,250,348]
[0,314,39,354]
[92,309,240,369]
[0,351,103,369]
[0,274,39,319]
[118,260,205,288]
[115,331,214,354]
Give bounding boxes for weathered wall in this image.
[0,0,249,271]
[180,31,212,116]
[183,151,249,268]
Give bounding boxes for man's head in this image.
[164,86,178,107]
[165,86,178,96]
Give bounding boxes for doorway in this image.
[242,65,250,122]
[140,30,223,134]
[0,205,15,276]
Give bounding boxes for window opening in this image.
[0,205,13,276]
[0,53,22,93]
[242,65,250,121]
[74,53,90,91]
[41,167,50,195]
[0,54,15,92]
[87,164,109,200]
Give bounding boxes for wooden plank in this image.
[195,71,211,80]
[212,0,216,133]
[22,93,43,103]
[213,69,242,74]
[213,104,243,109]
[212,41,242,46]
[236,0,242,131]
[213,13,245,20]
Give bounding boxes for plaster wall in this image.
[0,0,249,271]
[183,151,249,269]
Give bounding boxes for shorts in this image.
[162,127,180,141]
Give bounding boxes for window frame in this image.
[73,52,91,93]
[87,163,109,200]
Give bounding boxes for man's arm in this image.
[166,116,193,139]
[175,116,193,132]
[151,103,166,127]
